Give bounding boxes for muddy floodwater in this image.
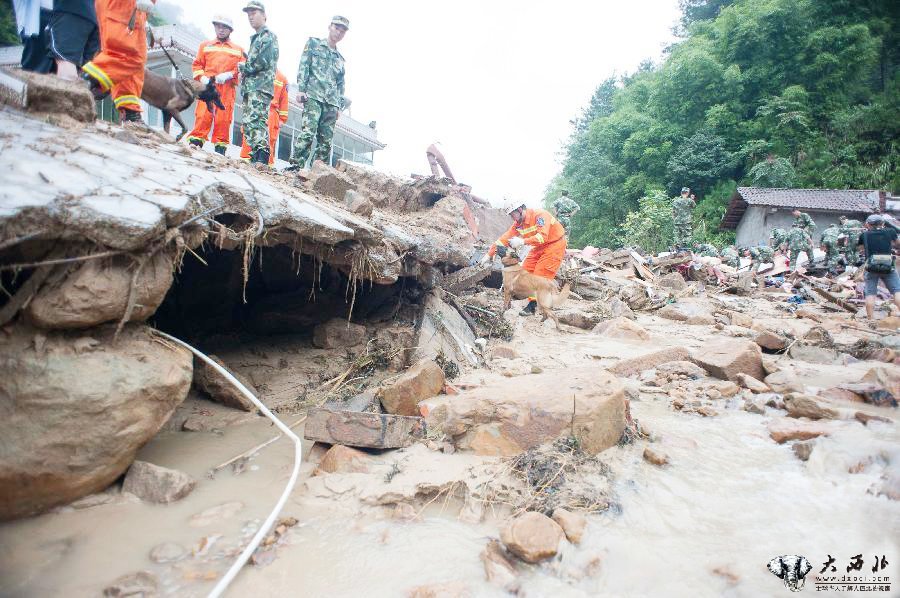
[2,390,898,596]
[2,314,900,597]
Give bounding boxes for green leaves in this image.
[552,0,898,251]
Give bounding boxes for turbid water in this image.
[1,313,899,597]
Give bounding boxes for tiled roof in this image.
[721,187,882,229]
[735,187,880,212]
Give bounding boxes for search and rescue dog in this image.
[501,254,571,330]
[140,69,225,141]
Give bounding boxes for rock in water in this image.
[792,440,814,462]
[609,347,693,378]
[767,419,831,444]
[551,508,587,544]
[783,394,837,420]
[500,511,565,563]
[149,542,187,564]
[314,445,372,475]
[481,540,519,592]
[592,317,650,340]
[692,340,764,382]
[643,447,670,466]
[122,461,196,504]
[0,324,192,520]
[420,367,626,456]
[103,571,158,597]
[193,354,258,412]
[379,359,445,416]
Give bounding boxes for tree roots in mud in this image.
[480,438,614,517]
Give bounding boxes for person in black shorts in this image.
[857,214,900,320]
[47,0,99,80]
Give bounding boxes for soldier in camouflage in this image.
[693,242,719,258]
[672,187,695,251]
[791,210,816,236]
[720,245,740,268]
[769,227,787,250]
[239,1,279,165]
[839,215,864,265]
[552,190,580,234]
[745,245,774,273]
[786,225,814,270]
[289,16,349,170]
[819,224,843,270]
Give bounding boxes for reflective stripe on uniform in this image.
[202,46,243,57]
[192,69,204,77]
[518,225,538,234]
[494,240,506,247]
[274,80,284,87]
[114,94,141,108]
[82,62,113,91]
[534,233,545,244]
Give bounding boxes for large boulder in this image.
[692,340,764,382]
[609,346,692,378]
[0,324,192,519]
[420,367,626,456]
[379,359,445,416]
[592,317,650,341]
[657,301,711,322]
[25,251,173,330]
[862,366,900,402]
[193,354,257,412]
[500,511,564,563]
[783,394,837,420]
[312,318,367,349]
[556,307,602,330]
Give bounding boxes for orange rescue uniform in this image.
[82,0,155,113]
[488,208,567,279]
[240,70,290,164]
[187,38,244,148]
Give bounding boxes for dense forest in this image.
[547,0,900,252]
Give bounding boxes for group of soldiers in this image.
[184,3,349,168]
[69,0,348,168]
[680,203,867,274]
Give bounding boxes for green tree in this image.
[747,156,797,187]
[665,130,733,196]
[620,190,674,254]
[0,0,19,47]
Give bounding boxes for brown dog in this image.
[140,69,225,141]
[501,254,570,330]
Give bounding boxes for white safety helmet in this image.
[212,15,234,30]
[503,199,525,215]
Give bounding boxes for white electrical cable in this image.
[153,331,302,598]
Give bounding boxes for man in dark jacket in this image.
[858,214,900,321]
[48,0,99,80]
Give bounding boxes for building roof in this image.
[721,187,882,229]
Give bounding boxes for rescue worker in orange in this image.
[481,200,568,315]
[187,15,244,154]
[81,0,156,122]
[239,69,289,164]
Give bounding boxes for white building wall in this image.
[735,206,865,246]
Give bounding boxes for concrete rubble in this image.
[1,82,898,597]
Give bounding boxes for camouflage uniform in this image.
[239,25,279,155]
[291,37,346,168]
[840,218,863,265]
[672,194,695,249]
[748,245,774,272]
[721,245,740,268]
[769,227,787,249]
[793,212,816,236]
[819,225,842,269]
[552,195,580,233]
[695,243,719,258]
[786,226,813,269]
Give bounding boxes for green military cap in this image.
[243,1,265,13]
[331,15,350,29]
[681,187,690,193]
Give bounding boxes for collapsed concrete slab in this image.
[303,408,426,449]
[419,367,626,456]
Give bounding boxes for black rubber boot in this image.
[214,145,226,156]
[81,72,108,100]
[119,109,141,123]
[255,148,270,165]
[519,300,537,316]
